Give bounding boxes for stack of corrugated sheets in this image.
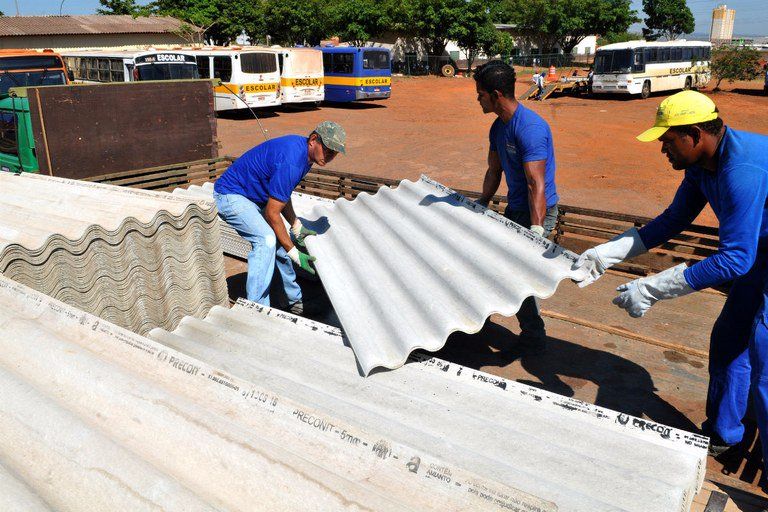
[172,181,333,259]
[0,173,227,334]
[0,275,708,512]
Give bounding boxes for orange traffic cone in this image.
[547,65,557,81]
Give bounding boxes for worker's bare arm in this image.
[281,198,297,226]
[522,160,547,227]
[264,197,294,251]
[478,150,503,205]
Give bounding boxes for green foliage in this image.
[97,0,143,15]
[262,0,327,46]
[326,0,393,46]
[641,0,694,41]
[410,0,473,56]
[597,31,643,46]
[710,45,762,90]
[497,0,637,54]
[446,0,498,68]
[152,0,265,45]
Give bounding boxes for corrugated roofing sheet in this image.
[0,173,227,334]
[147,298,708,512]
[172,181,332,259]
[299,176,592,375]
[0,276,563,512]
[0,15,199,37]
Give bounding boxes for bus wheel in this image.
[441,64,456,77]
[641,81,651,99]
[684,76,692,90]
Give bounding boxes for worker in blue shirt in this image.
[474,61,560,355]
[573,91,768,478]
[213,121,346,314]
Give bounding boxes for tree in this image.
[710,45,762,91]
[641,0,694,41]
[326,0,393,46]
[446,0,498,71]
[97,0,142,15]
[497,0,637,55]
[152,0,264,45]
[597,31,642,46]
[262,0,327,46]
[411,0,470,56]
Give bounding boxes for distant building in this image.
[710,5,736,43]
[0,15,203,51]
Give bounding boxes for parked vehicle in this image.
[592,40,711,99]
[320,46,391,102]
[269,46,324,105]
[0,80,217,177]
[0,49,70,95]
[62,49,199,83]
[187,47,281,112]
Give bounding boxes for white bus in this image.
[188,47,281,112]
[269,46,324,105]
[591,41,711,99]
[62,49,199,83]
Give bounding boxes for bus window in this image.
[0,112,18,155]
[672,47,682,61]
[594,49,632,73]
[277,54,283,73]
[683,47,693,61]
[213,56,231,81]
[632,50,644,72]
[196,56,211,78]
[660,48,670,62]
[363,51,389,70]
[703,47,711,60]
[241,53,277,74]
[110,59,124,82]
[322,52,332,73]
[332,53,353,74]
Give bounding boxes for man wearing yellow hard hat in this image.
[573,90,768,479]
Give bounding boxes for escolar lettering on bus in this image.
[293,78,321,86]
[362,77,390,86]
[244,83,278,93]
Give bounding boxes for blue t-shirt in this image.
[489,104,559,210]
[214,135,311,205]
[638,128,768,290]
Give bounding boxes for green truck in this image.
[0,80,218,179]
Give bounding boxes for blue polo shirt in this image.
[489,104,559,210]
[214,135,311,205]
[638,128,768,290]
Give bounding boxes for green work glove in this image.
[291,219,317,248]
[287,247,317,275]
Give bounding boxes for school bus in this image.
[187,47,282,111]
[320,46,391,102]
[0,49,70,95]
[270,46,324,105]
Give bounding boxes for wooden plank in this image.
[518,84,540,101]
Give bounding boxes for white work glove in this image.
[572,227,647,287]
[613,263,694,318]
[290,219,316,248]
[530,225,545,237]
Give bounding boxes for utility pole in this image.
[14,0,20,16]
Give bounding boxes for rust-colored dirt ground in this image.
[217,75,768,227]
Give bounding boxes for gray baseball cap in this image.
[314,121,346,154]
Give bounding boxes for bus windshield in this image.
[290,51,323,75]
[594,49,633,74]
[0,69,67,94]
[136,63,199,81]
[241,53,277,74]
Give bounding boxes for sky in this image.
[5,0,768,37]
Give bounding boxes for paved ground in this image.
[217,75,768,227]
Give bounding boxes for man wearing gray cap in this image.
[213,121,346,314]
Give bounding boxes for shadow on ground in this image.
[434,318,699,433]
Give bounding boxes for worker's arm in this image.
[264,197,294,252]
[477,149,503,206]
[522,160,547,228]
[281,198,297,227]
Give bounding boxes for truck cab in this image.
[0,95,36,173]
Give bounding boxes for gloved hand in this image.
[287,247,317,275]
[291,219,317,248]
[572,227,647,287]
[613,263,694,318]
[473,197,490,208]
[530,225,545,237]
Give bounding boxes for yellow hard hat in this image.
[636,90,718,142]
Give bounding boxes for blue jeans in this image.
[213,192,301,307]
[504,205,559,340]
